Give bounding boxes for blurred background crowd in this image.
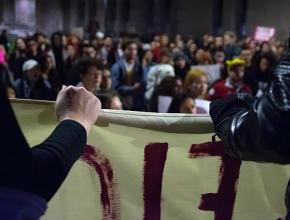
[0,28,284,113]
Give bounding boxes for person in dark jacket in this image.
[14,59,55,100]
[244,53,276,96]
[8,37,27,80]
[173,53,190,81]
[209,43,290,219]
[51,32,65,84]
[0,70,101,220]
[0,29,9,52]
[111,40,146,111]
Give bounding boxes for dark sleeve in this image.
[31,119,87,201]
[210,51,290,164]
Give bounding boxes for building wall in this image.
[246,0,290,40]
[222,0,237,33]
[1,0,15,27]
[172,0,213,37]
[1,0,290,40]
[36,0,63,34]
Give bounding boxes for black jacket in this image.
[210,50,290,217]
[0,76,87,202]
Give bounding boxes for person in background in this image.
[100,36,114,65]
[26,38,40,62]
[0,29,9,52]
[276,43,286,60]
[51,32,65,84]
[223,31,240,60]
[111,40,146,111]
[252,41,277,65]
[0,49,15,99]
[183,39,197,61]
[141,45,155,79]
[149,76,182,112]
[98,69,119,97]
[179,97,197,114]
[169,69,210,114]
[192,48,204,65]
[145,49,174,101]
[64,43,79,74]
[245,53,276,97]
[76,59,102,93]
[82,44,97,60]
[8,38,27,80]
[214,51,226,78]
[202,34,214,51]
[107,38,124,68]
[13,59,55,100]
[184,69,209,100]
[208,58,251,100]
[173,53,190,81]
[40,54,61,95]
[240,46,253,68]
[240,45,255,89]
[98,93,123,110]
[197,51,213,65]
[213,36,224,53]
[145,63,175,103]
[95,69,123,110]
[151,37,162,62]
[35,33,51,59]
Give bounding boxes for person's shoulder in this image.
[243,83,252,93]
[13,78,22,87]
[208,79,227,99]
[212,79,226,89]
[112,59,123,67]
[111,61,123,72]
[42,79,52,89]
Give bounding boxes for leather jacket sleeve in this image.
[210,51,290,164]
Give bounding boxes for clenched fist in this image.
[55,85,101,135]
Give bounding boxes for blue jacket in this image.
[111,59,146,111]
[13,77,55,101]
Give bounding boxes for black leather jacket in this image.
[210,50,290,217]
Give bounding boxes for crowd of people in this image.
[1,26,290,219]
[0,28,285,113]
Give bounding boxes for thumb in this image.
[61,85,67,91]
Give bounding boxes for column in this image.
[174,0,213,37]
[105,0,117,35]
[153,0,167,33]
[114,0,127,34]
[15,0,36,30]
[96,0,106,32]
[35,0,63,34]
[168,0,179,37]
[128,0,146,34]
[2,0,15,27]
[221,0,237,33]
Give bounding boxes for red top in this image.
[208,78,251,100]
